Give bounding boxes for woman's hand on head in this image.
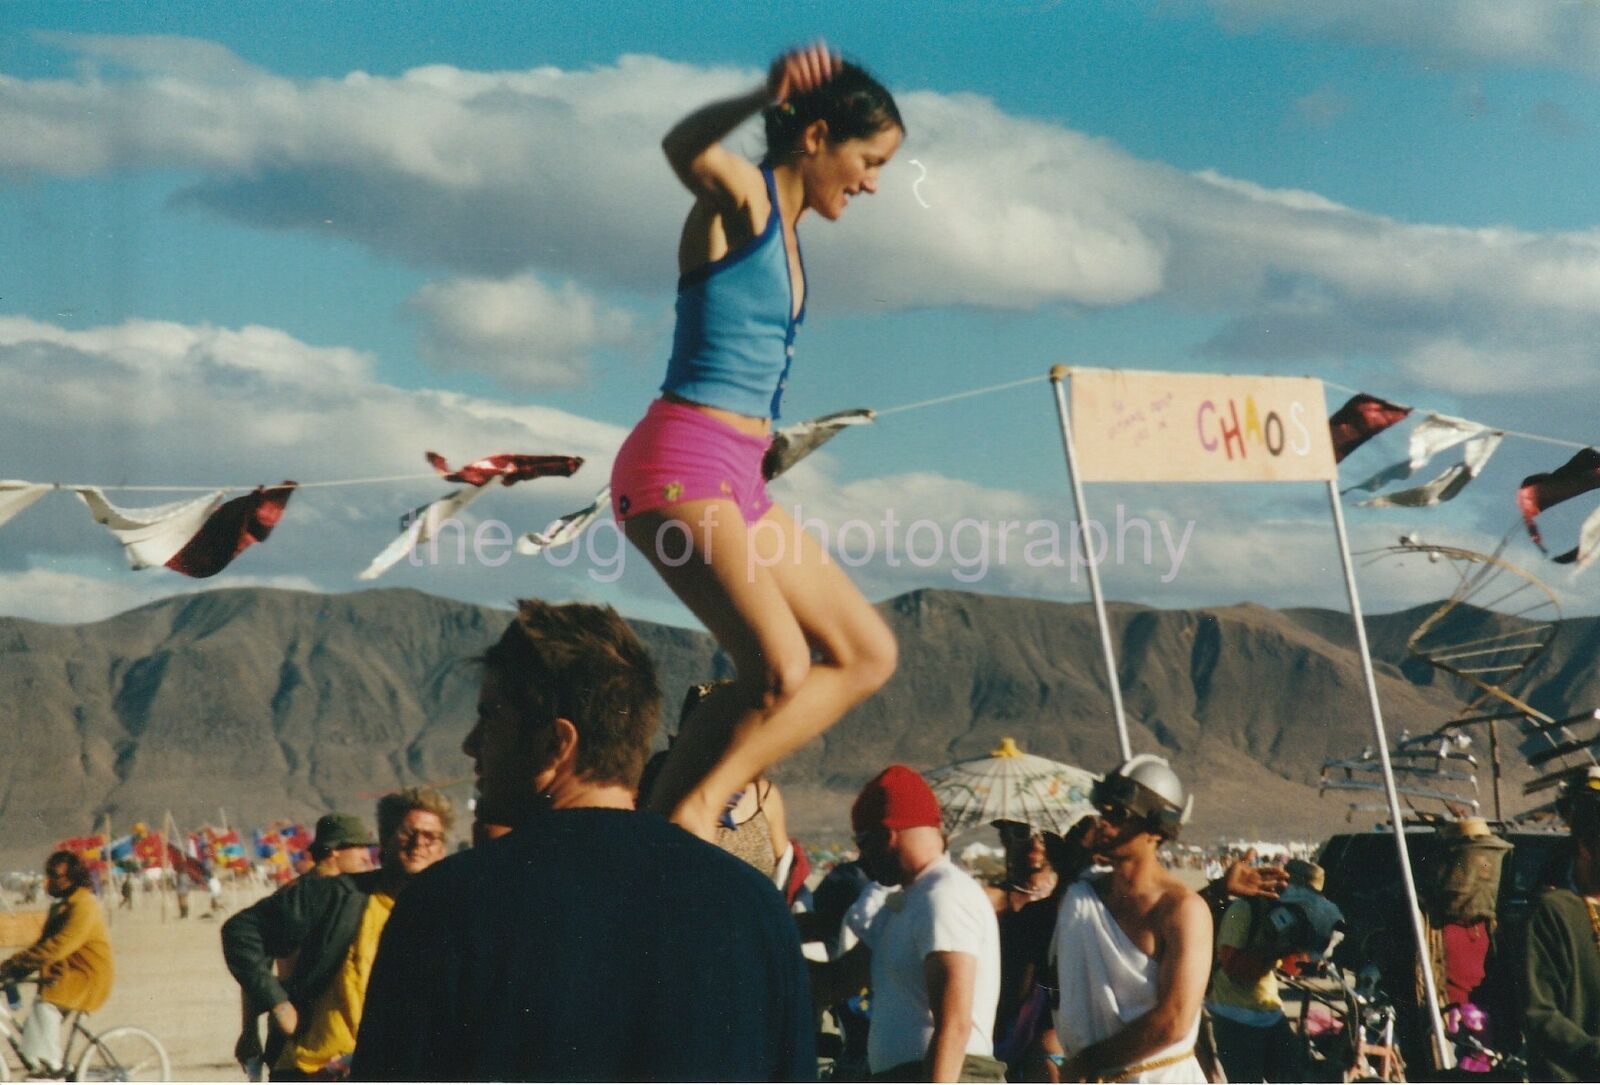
[768,41,840,105]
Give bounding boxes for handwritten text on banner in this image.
[1068,369,1336,483]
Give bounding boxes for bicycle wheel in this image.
[73,1026,170,1082]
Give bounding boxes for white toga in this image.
[1052,877,1206,1083]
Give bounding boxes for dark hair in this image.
[761,60,904,167]
[46,850,91,891]
[481,600,662,788]
[376,786,456,843]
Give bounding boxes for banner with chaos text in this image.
[1068,368,1337,483]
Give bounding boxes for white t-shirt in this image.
[861,853,1002,1073]
[840,881,891,957]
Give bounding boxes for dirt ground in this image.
[0,865,1220,1081]
[2,882,270,1082]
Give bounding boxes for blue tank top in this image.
[660,167,806,420]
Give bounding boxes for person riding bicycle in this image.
[0,850,114,1076]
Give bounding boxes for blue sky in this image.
[2,0,1598,627]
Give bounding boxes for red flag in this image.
[165,842,207,885]
[783,840,811,908]
[1329,394,1412,462]
[165,482,297,578]
[426,451,583,487]
[133,832,166,869]
[1519,447,1600,553]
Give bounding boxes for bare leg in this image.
[627,501,896,839]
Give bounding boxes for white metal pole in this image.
[1049,365,1132,762]
[1326,480,1453,1068]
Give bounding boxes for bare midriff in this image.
[661,392,772,439]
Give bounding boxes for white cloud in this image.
[405,273,635,389]
[766,453,1583,615]
[0,315,628,611]
[1207,1,1600,76]
[8,37,1600,393]
[0,566,323,625]
[0,313,1587,625]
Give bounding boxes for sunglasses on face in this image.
[853,827,891,851]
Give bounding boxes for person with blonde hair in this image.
[223,787,452,1080]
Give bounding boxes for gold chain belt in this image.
[1095,1048,1195,1082]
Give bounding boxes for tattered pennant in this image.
[426,451,584,487]
[1518,447,1600,552]
[166,482,297,578]
[1328,394,1411,463]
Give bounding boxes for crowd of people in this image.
[3,598,1600,1082]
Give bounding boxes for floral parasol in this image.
[924,737,1099,837]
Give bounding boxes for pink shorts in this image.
[611,399,774,525]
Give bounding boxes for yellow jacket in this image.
[2,887,113,1012]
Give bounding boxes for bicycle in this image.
[0,981,170,1081]
[1282,961,1405,1083]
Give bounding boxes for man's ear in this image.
[531,717,580,797]
[549,717,580,774]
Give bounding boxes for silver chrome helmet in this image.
[1090,754,1194,840]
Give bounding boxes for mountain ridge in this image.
[2,585,1590,868]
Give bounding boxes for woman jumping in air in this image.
[611,43,904,840]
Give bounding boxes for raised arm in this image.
[1066,891,1211,1080]
[660,43,837,209]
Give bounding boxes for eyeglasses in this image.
[395,828,446,848]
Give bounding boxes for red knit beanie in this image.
[852,765,943,833]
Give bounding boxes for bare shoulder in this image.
[1156,872,1208,930]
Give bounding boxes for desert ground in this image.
[0,862,1221,1082]
[1,882,268,1082]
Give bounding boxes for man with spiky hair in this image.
[352,600,813,1082]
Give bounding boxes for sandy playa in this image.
[0,865,1217,1081]
[2,885,269,1082]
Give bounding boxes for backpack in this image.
[1429,835,1512,926]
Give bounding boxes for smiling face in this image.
[800,123,903,221]
[1088,799,1163,863]
[382,809,447,877]
[999,823,1049,880]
